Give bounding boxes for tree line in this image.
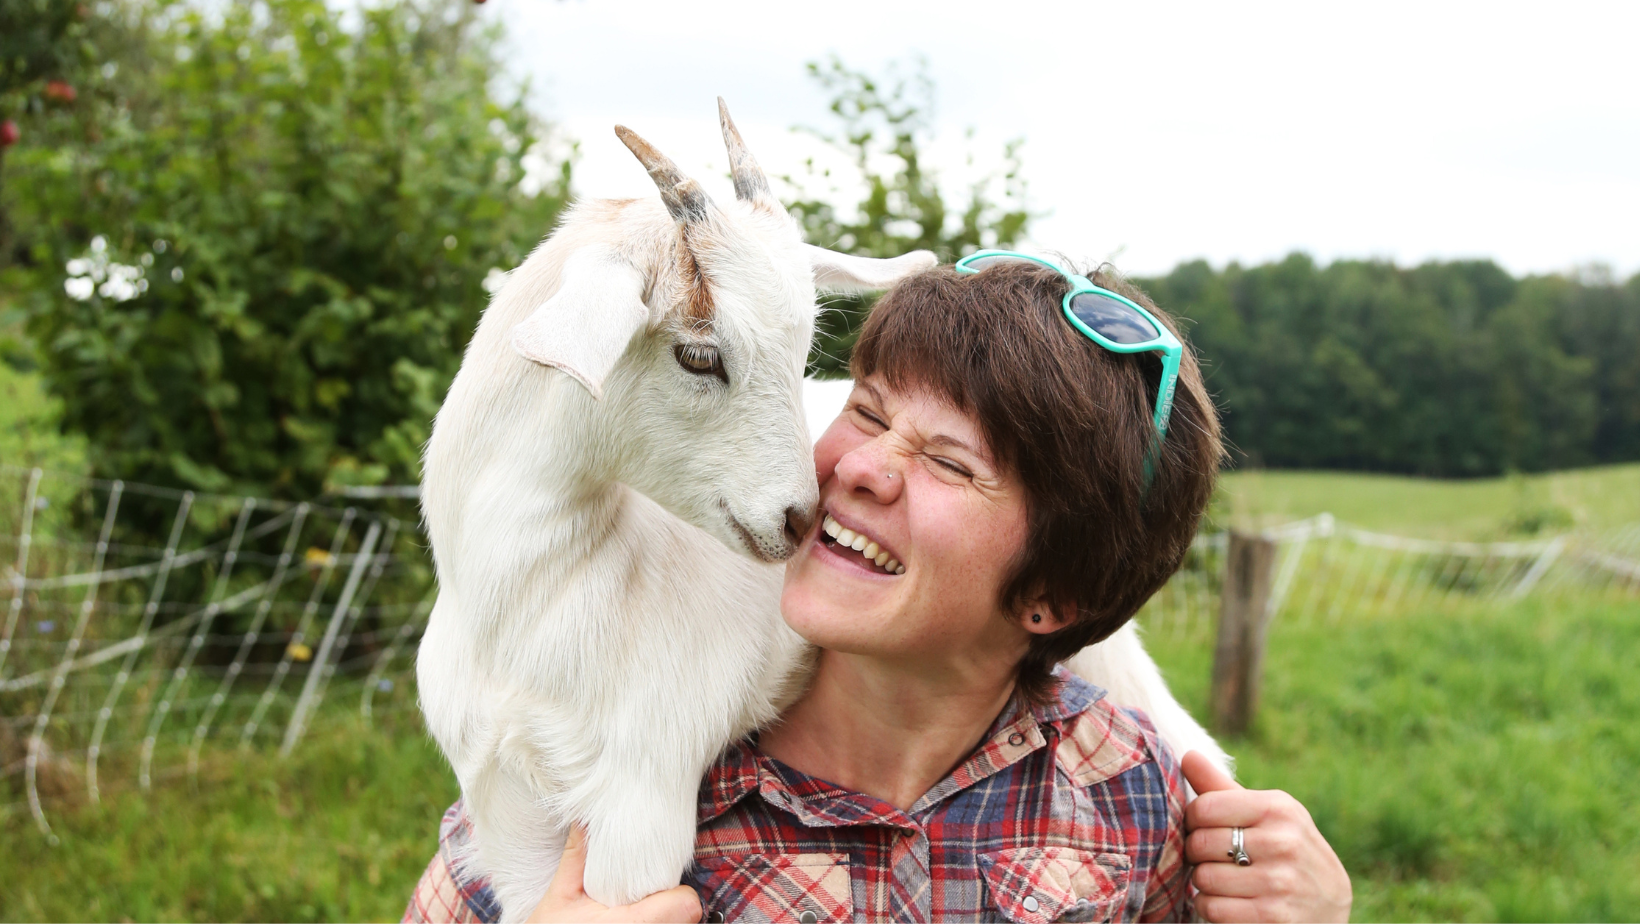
[1137,257,1640,477]
[2,0,1635,499]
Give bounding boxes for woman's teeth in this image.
[821,514,904,575]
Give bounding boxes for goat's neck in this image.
[427,364,636,622]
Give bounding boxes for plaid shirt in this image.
[405,668,1191,923]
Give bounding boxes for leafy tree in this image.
[7,0,571,497]
[788,57,1032,377]
[0,0,101,268]
[1139,256,1637,477]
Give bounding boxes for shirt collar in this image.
[698,667,1108,826]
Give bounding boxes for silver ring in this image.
[1228,826,1251,866]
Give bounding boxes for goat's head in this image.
[508,100,935,563]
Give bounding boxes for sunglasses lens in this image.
[1068,292,1160,344]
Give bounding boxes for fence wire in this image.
[1138,513,1640,641]
[0,467,432,841]
[3,467,1636,840]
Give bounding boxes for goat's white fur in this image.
[418,113,1226,923]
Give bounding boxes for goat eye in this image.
[673,344,728,383]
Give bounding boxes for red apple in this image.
[0,121,19,148]
[44,81,78,104]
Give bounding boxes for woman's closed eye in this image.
[851,405,889,431]
[928,455,973,478]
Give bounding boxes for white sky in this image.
[479,0,1640,279]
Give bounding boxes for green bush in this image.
[6,0,570,497]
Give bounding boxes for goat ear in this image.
[803,244,939,294]
[510,249,650,400]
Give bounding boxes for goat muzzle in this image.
[783,504,816,550]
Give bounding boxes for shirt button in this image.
[1023,895,1041,913]
[1007,732,1026,747]
[798,911,819,924]
[707,913,725,923]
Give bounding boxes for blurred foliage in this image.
[0,0,107,267]
[789,57,1032,377]
[3,0,571,498]
[1140,257,1640,477]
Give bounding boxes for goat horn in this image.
[614,125,712,224]
[717,98,773,205]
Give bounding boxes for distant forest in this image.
[1137,256,1640,477]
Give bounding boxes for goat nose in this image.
[784,505,816,547]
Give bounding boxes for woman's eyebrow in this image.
[927,433,991,464]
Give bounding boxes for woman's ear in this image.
[1021,597,1076,636]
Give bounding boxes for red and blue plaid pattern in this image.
[406,668,1191,923]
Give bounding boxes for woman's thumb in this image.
[549,825,590,899]
[1181,750,1242,794]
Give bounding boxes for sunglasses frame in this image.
[954,249,1182,479]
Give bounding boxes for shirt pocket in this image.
[689,852,852,924]
[979,847,1132,923]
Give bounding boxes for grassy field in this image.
[1214,465,1640,538]
[1143,591,1640,921]
[1,710,458,922]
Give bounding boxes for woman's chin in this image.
[781,562,889,650]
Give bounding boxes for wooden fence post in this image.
[1211,530,1279,735]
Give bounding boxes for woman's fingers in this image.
[1191,857,1280,898]
[1185,793,1354,924]
[624,885,703,924]
[1186,823,1302,867]
[1185,787,1298,833]
[1194,893,1268,924]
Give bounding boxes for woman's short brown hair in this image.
[850,260,1223,703]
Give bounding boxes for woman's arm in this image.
[1180,752,1352,923]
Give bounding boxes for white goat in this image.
[418,101,1225,922]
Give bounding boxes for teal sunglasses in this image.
[954,249,1182,481]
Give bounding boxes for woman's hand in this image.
[1180,751,1352,923]
[528,826,702,924]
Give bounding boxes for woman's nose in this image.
[833,441,903,503]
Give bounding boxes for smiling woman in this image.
[417,257,1348,923]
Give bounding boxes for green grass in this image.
[0,711,458,922]
[1142,591,1640,922]
[1214,465,1640,539]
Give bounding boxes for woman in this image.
[409,256,1351,923]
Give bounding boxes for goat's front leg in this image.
[578,770,700,908]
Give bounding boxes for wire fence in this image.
[1138,513,1640,641]
[0,466,431,842]
[3,466,1637,840]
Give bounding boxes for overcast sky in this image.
[477,0,1639,279]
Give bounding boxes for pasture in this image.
[3,459,1637,922]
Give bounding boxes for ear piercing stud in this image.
[1031,613,1042,624]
